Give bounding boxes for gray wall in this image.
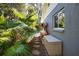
[44,3,79,56]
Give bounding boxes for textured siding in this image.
[43,3,79,56]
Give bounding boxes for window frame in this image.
[53,8,65,32]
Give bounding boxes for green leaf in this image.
[12,8,25,19]
[0,14,6,24]
[3,40,32,56]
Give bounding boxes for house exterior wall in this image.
[41,3,79,56]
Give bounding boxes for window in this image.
[53,8,64,32]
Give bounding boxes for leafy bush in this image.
[12,8,25,19]
[0,30,12,37]
[0,37,12,55]
[6,20,21,29]
[0,4,38,56]
[0,14,6,25]
[3,40,32,56]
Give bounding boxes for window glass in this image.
[54,8,64,28]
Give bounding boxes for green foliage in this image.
[0,30,12,37]
[0,14,6,25]
[6,20,21,29]
[59,16,64,28]
[12,8,25,19]
[3,40,32,56]
[0,37,10,44]
[0,37,12,55]
[16,6,37,29]
[0,4,38,56]
[0,19,21,29]
[0,3,26,19]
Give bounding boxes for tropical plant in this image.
[3,40,32,56]
[0,37,12,55]
[0,3,38,56]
